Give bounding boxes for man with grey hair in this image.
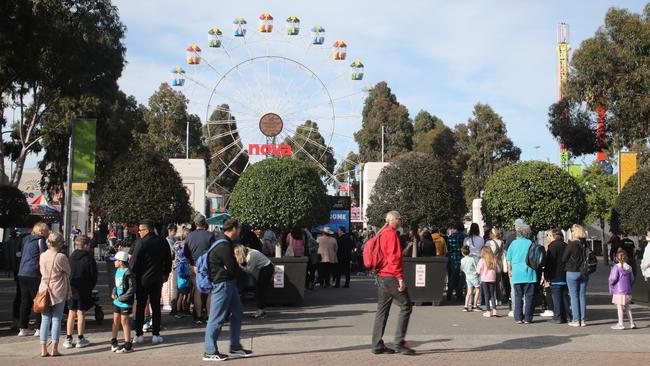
[371,211,415,355]
[506,223,537,323]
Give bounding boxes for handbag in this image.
[33,253,58,313]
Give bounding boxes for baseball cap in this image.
[514,218,526,228]
[115,251,129,262]
[194,213,207,226]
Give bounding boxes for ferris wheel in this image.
[170,12,368,195]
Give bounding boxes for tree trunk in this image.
[601,219,608,265]
[9,147,29,187]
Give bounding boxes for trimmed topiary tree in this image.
[366,152,466,228]
[92,150,192,225]
[0,185,29,227]
[615,168,650,235]
[482,161,586,232]
[229,158,330,231]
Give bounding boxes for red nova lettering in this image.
[248,144,292,157]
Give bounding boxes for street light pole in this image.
[381,125,385,162]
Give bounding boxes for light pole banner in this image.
[72,119,96,183]
[619,152,637,192]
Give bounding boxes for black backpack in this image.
[580,240,598,276]
[526,242,546,271]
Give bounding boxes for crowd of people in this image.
[6,211,650,359]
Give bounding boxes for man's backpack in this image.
[196,238,229,294]
[177,259,191,291]
[363,231,385,272]
[580,241,598,277]
[526,241,546,271]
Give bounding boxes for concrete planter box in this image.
[266,257,308,306]
[403,257,448,306]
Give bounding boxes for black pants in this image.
[135,282,162,336]
[18,276,40,329]
[447,262,463,299]
[13,274,21,321]
[372,276,412,350]
[318,262,332,287]
[481,282,496,310]
[256,264,274,309]
[335,260,351,287]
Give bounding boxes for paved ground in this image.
[1,260,649,365]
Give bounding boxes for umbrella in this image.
[206,213,231,226]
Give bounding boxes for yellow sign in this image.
[71,183,88,191]
[619,152,637,192]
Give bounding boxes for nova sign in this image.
[248,143,292,157]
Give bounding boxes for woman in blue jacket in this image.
[17,222,50,336]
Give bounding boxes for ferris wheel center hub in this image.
[259,113,283,137]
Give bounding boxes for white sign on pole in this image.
[415,264,426,287]
[273,265,285,288]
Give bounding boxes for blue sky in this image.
[110,0,646,167]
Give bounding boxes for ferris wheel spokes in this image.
[280,130,340,185]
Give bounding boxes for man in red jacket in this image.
[371,211,415,355]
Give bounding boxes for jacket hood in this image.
[431,233,443,239]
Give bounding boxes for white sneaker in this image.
[33,329,40,337]
[568,321,580,327]
[134,335,145,344]
[63,338,74,349]
[540,310,554,317]
[580,321,587,327]
[76,337,90,348]
[18,328,35,337]
[152,335,163,345]
[611,323,625,330]
[507,311,514,318]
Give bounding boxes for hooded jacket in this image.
[69,249,98,297]
[609,262,634,295]
[18,235,48,278]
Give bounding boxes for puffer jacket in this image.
[609,262,634,295]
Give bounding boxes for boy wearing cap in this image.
[111,251,134,353]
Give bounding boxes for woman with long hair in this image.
[463,223,485,257]
[562,224,590,327]
[233,245,274,318]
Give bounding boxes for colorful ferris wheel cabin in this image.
[311,25,325,45]
[208,27,223,48]
[233,17,247,37]
[170,66,186,87]
[259,13,274,33]
[332,40,347,60]
[286,16,300,35]
[186,44,202,65]
[350,60,364,80]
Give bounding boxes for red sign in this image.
[338,185,354,192]
[248,143,292,157]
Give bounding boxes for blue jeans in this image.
[566,272,588,321]
[40,301,65,345]
[513,283,535,322]
[550,284,570,322]
[204,280,243,355]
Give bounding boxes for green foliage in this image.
[139,83,208,161]
[412,110,457,163]
[0,0,126,185]
[354,82,413,162]
[366,152,466,228]
[229,158,330,230]
[615,168,650,235]
[548,4,650,154]
[456,103,521,206]
[284,120,336,179]
[577,163,618,229]
[482,161,586,232]
[92,150,192,225]
[547,98,599,156]
[0,185,29,227]
[206,104,248,194]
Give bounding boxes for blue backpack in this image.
[177,258,191,292]
[196,239,229,294]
